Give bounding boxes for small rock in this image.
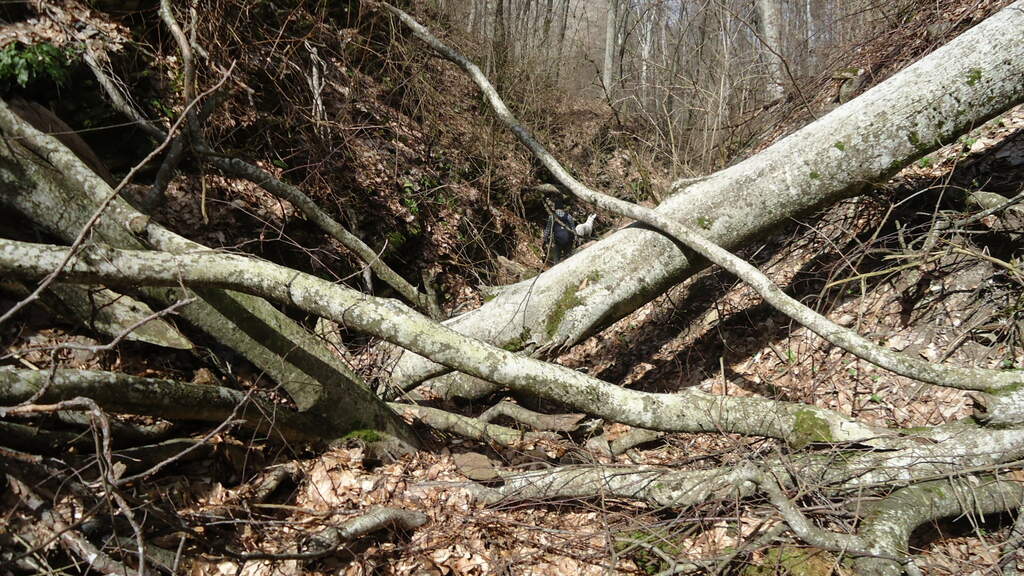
[584,436,612,457]
[452,452,499,482]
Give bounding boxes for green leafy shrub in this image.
[0,42,73,88]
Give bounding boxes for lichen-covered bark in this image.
[386,1,1024,391]
[3,280,191,349]
[974,386,1024,426]
[0,238,883,446]
[755,0,787,99]
[389,403,546,447]
[50,284,191,348]
[0,100,416,445]
[485,421,1024,506]
[477,400,584,432]
[479,464,762,508]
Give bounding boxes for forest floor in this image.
[2,0,1024,574]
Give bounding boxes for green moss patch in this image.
[503,327,533,351]
[544,272,600,339]
[743,547,836,576]
[546,284,583,338]
[792,410,832,447]
[966,67,983,86]
[342,429,382,443]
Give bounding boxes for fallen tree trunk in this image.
[478,419,1024,507]
[387,1,1024,396]
[0,368,329,442]
[853,477,1024,576]
[83,41,436,316]
[0,237,884,446]
[0,280,192,349]
[384,0,1024,392]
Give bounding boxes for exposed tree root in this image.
[855,477,1024,576]
[477,400,584,432]
[389,402,555,447]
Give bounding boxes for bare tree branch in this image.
[390,402,555,447]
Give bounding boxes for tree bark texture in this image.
[602,0,617,92]
[0,368,329,442]
[756,0,787,99]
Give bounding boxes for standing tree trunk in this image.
[804,0,817,74]
[602,0,617,92]
[639,4,654,107]
[555,0,571,82]
[541,0,554,76]
[756,0,787,100]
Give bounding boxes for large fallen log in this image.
[385,1,1024,394]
